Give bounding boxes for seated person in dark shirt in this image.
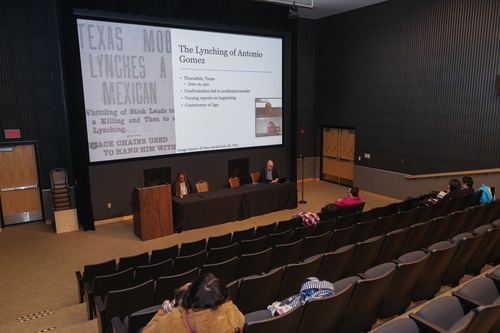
[460,176,475,196]
[259,160,279,183]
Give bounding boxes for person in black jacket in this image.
[259,160,279,183]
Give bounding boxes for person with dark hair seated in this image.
[172,172,193,197]
[143,272,244,333]
[428,179,462,204]
[332,187,363,208]
[460,176,475,196]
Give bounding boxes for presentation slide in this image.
[76,18,283,163]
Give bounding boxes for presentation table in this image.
[172,182,298,231]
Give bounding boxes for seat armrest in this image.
[76,271,84,303]
[111,316,125,333]
[408,313,449,333]
[95,296,106,333]
[83,281,95,320]
[357,273,369,279]
[451,291,483,312]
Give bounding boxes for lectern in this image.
[132,184,173,240]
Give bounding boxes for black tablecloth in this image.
[172,182,298,231]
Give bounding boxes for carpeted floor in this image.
[0,180,401,333]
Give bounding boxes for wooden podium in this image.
[132,184,173,241]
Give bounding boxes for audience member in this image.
[143,272,244,333]
[332,187,363,208]
[460,176,475,196]
[428,178,462,204]
[172,172,193,197]
[259,160,279,183]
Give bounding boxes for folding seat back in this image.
[231,227,255,244]
[236,247,273,278]
[254,222,277,238]
[420,215,454,248]
[84,267,135,320]
[111,304,161,333]
[350,219,378,243]
[378,250,431,318]
[205,242,239,264]
[96,279,155,333]
[206,232,231,250]
[134,259,172,285]
[76,259,116,303]
[391,209,417,231]
[266,229,293,248]
[371,318,421,333]
[154,268,199,305]
[171,250,207,275]
[328,224,355,252]
[290,224,315,242]
[375,228,409,265]
[238,235,268,256]
[442,232,484,287]
[178,238,206,256]
[413,240,459,302]
[299,231,331,261]
[399,221,431,255]
[243,303,303,333]
[269,238,304,270]
[200,256,239,285]
[316,244,355,283]
[296,280,355,333]
[235,267,284,314]
[466,224,500,275]
[276,255,323,301]
[372,213,397,237]
[117,252,149,272]
[275,217,300,233]
[149,245,178,264]
[334,212,356,229]
[340,263,397,333]
[312,218,335,236]
[346,235,384,276]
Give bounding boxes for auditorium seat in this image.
[316,244,355,283]
[269,238,304,270]
[206,232,232,250]
[442,210,470,240]
[290,224,315,242]
[171,250,207,275]
[149,245,178,264]
[275,217,300,233]
[442,232,484,287]
[372,213,397,237]
[95,279,155,333]
[76,259,117,303]
[178,238,207,256]
[205,242,239,264]
[398,221,431,256]
[420,215,455,249]
[254,222,277,238]
[328,224,356,252]
[134,259,172,285]
[339,262,397,333]
[117,252,149,272]
[238,235,268,256]
[375,227,409,265]
[111,304,161,333]
[276,255,323,301]
[236,247,273,278]
[296,279,354,333]
[378,250,431,318]
[391,209,417,231]
[243,303,303,333]
[312,218,335,236]
[299,231,331,261]
[350,218,378,244]
[154,268,199,305]
[413,240,459,302]
[346,235,384,276]
[231,227,255,244]
[466,224,500,275]
[371,317,421,333]
[235,267,284,314]
[334,212,356,229]
[266,229,293,248]
[200,256,239,285]
[84,267,134,320]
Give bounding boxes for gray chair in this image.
[299,231,331,261]
[200,256,239,285]
[375,227,409,265]
[371,318,421,333]
[236,247,273,278]
[316,243,355,283]
[346,235,384,276]
[111,304,161,333]
[466,224,500,275]
[276,255,323,301]
[171,250,207,275]
[244,303,303,333]
[266,229,293,248]
[269,238,304,270]
[238,235,268,256]
[235,267,284,314]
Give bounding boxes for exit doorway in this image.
[322,128,356,186]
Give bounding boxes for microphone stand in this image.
[299,155,307,204]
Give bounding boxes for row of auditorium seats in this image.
[240,234,500,333]
[77,195,495,332]
[105,212,500,333]
[374,266,500,333]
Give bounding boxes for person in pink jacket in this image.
[333,187,363,208]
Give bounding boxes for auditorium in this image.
[1,0,500,332]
